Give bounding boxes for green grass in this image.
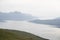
[0,29,48,40]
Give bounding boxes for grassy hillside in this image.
[0,29,48,40]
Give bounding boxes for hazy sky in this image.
[0,0,60,20]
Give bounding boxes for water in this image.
[0,20,60,40]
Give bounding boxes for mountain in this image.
[0,11,35,22]
[0,29,48,40]
[29,18,60,28]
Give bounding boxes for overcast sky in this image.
[0,0,60,20]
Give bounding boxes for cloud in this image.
[0,0,60,20]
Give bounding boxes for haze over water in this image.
[0,20,60,40]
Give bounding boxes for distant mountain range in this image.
[0,11,35,22]
[29,18,60,28]
[0,11,60,28]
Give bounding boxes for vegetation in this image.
[0,29,48,40]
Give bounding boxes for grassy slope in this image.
[0,29,48,40]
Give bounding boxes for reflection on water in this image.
[0,20,60,40]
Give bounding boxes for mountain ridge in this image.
[29,18,60,28]
[0,11,35,21]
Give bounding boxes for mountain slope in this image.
[29,18,60,28]
[0,29,48,40]
[0,11,35,21]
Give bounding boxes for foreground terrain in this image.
[0,29,48,40]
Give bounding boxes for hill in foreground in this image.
[0,29,48,40]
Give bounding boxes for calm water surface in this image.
[0,20,60,40]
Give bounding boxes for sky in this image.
[0,0,60,20]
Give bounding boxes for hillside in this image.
[29,18,60,28]
[0,11,35,21]
[0,29,48,40]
